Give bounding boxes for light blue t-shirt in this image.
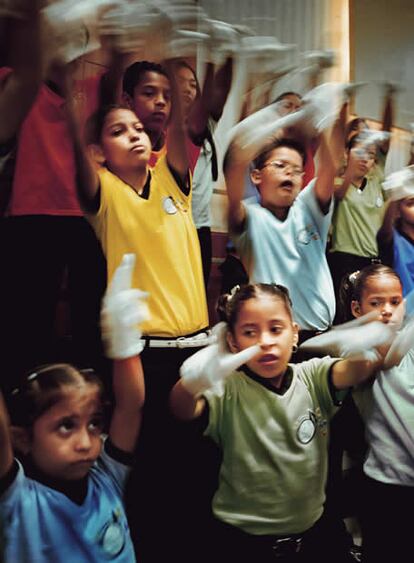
[232,180,335,331]
[0,444,136,562]
[362,347,414,486]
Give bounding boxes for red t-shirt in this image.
[0,68,101,217]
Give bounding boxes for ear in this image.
[250,168,262,187]
[351,300,361,318]
[122,92,134,110]
[292,322,299,347]
[226,331,240,353]
[10,426,32,455]
[88,143,106,166]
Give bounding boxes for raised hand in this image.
[101,254,149,360]
[180,322,261,396]
[382,165,414,202]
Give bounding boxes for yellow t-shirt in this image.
[88,156,208,337]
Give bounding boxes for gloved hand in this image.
[299,310,399,363]
[180,322,261,396]
[101,254,149,360]
[382,165,414,202]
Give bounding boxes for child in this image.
[67,66,210,562]
[224,97,345,336]
[0,254,147,562]
[377,165,414,295]
[337,263,413,563]
[170,283,389,563]
[328,85,395,306]
[328,136,386,302]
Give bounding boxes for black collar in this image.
[239,364,293,395]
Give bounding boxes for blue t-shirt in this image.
[232,180,335,331]
[0,444,135,562]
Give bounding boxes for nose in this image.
[154,93,166,107]
[75,428,92,452]
[259,331,276,348]
[381,303,394,319]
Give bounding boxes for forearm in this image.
[109,356,145,452]
[378,201,398,243]
[380,93,393,154]
[65,90,99,209]
[98,51,126,107]
[165,60,189,182]
[170,380,206,421]
[0,392,13,478]
[332,357,381,390]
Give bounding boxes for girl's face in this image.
[351,274,403,324]
[100,108,152,171]
[399,197,414,226]
[228,294,299,386]
[28,384,104,481]
[176,65,198,112]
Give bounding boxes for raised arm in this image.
[314,101,347,211]
[64,70,100,211]
[380,83,394,155]
[164,59,189,184]
[0,2,43,144]
[0,391,13,479]
[170,323,260,420]
[101,254,149,453]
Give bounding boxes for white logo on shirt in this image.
[98,509,125,557]
[163,196,178,214]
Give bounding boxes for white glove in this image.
[180,322,261,397]
[101,254,149,360]
[382,165,414,202]
[99,1,162,53]
[299,311,398,363]
[42,0,116,63]
[240,36,297,74]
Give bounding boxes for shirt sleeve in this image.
[203,381,229,446]
[97,438,131,495]
[295,356,342,418]
[296,179,334,242]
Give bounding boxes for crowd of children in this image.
[1,2,414,563]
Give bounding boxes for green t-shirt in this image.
[204,357,339,535]
[330,155,386,257]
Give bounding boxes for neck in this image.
[149,130,166,151]
[111,166,149,194]
[268,205,290,221]
[352,174,366,188]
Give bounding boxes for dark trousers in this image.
[0,216,107,392]
[209,514,356,563]
[361,475,414,563]
[197,226,212,291]
[125,345,220,563]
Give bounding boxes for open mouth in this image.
[280,180,294,190]
[259,354,278,364]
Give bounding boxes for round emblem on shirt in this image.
[297,228,311,245]
[375,196,383,208]
[100,520,125,556]
[163,196,178,214]
[297,417,316,444]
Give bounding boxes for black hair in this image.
[253,137,307,170]
[345,117,368,142]
[85,103,131,145]
[338,264,402,322]
[122,60,169,98]
[217,283,293,333]
[273,91,302,104]
[7,363,105,428]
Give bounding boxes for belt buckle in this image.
[271,537,302,558]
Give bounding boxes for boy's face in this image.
[399,197,414,226]
[128,71,171,135]
[251,147,304,215]
[99,108,152,171]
